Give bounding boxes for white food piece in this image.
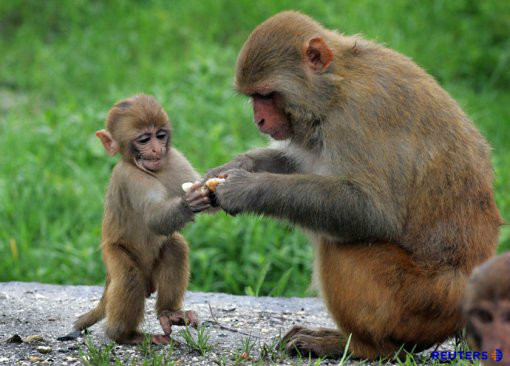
[182,178,225,193]
[181,182,196,193]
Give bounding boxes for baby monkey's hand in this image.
[183,178,226,209]
[183,182,211,213]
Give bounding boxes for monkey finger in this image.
[199,195,211,203]
[184,310,199,328]
[190,204,212,213]
[170,310,199,327]
[219,170,234,179]
[188,182,204,192]
[285,336,314,357]
[277,326,307,349]
[204,171,221,182]
[159,315,173,335]
[185,190,205,201]
[188,198,211,211]
[191,186,211,198]
[185,196,207,210]
[204,164,234,181]
[160,310,199,328]
[151,334,171,345]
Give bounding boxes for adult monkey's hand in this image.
[213,169,256,216]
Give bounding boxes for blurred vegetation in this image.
[0,0,509,297]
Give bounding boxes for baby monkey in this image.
[74,94,211,344]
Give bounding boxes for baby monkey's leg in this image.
[154,235,198,340]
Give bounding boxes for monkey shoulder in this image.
[113,161,160,187]
[163,147,200,186]
[168,148,198,175]
[107,161,168,208]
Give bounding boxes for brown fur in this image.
[208,11,502,359]
[75,95,203,344]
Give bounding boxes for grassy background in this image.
[0,0,509,297]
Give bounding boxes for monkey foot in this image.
[158,310,199,335]
[151,334,172,345]
[280,325,344,358]
[116,332,172,345]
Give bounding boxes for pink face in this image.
[132,127,170,172]
[251,92,292,140]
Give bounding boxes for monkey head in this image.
[463,253,510,365]
[96,94,171,173]
[234,11,336,145]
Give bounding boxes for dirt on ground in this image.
[0,282,454,365]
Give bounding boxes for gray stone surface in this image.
[0,282,454,365]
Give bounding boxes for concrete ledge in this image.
[0,282,453,365]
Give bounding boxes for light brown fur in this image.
[207,11,502,359]
[75,95,206,344]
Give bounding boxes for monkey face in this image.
[235,14,335,145]
[251,92,292,140]
[465,300,510,364]
[131,127,170,172]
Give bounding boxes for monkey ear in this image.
[96,129,119,156]
[304,37,333,73]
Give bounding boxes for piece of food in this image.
[182,178,225,193]
[181,182,197,193]
[205,177,225,192]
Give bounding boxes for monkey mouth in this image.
[264,128,290,140]
[137,157,162,171]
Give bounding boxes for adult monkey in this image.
[206,11,502,359]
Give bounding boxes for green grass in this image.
[81,334,177,365]
[80,336,119,366]
[0,0,509,298]
[78,331,485,366]
[178,324,213,356]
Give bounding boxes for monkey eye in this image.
[470,309,493,323]
[136,135,151,144]
[504,312,510,323]
[252,92,274,100]
[156,131,167,140]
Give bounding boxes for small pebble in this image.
[29,355,43,362]
[6,334,23,343]
[24,335,44,343]
[36,346,52,354]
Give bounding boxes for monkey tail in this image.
[74,295,106,330]
[74,301,106,330]
[74,279,108,331]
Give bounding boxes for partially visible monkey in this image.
[74,94,211,344]
[464,253,510,366]
[206,11,502,359]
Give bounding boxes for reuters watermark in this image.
[431,349,503,363]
